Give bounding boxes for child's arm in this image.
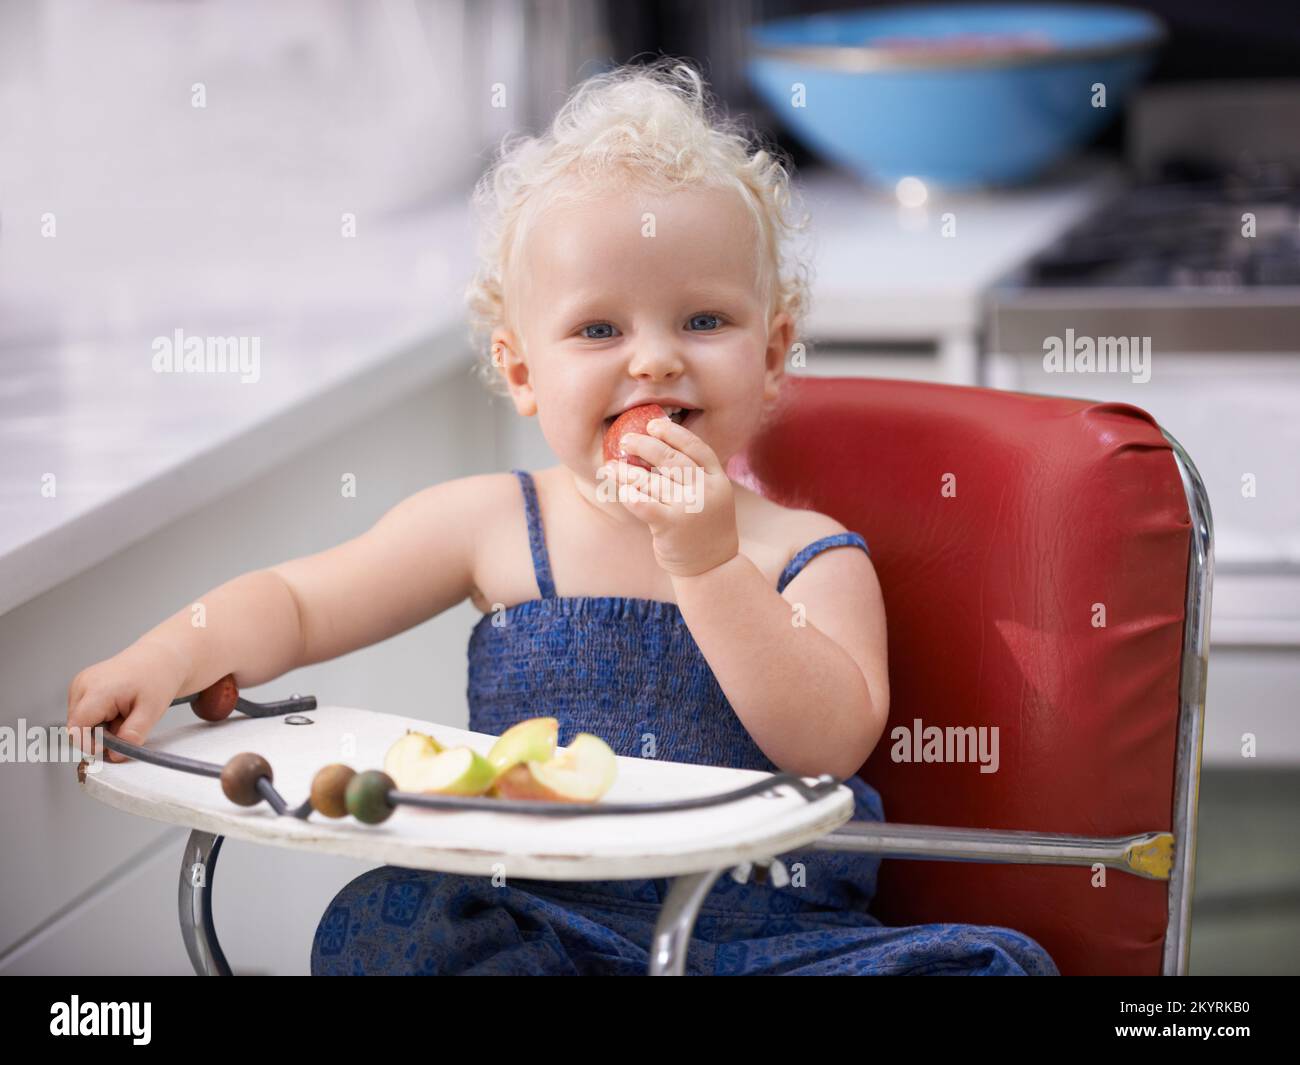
[671,537,888,781]
[609,420,888,781]
[69,475,491,758]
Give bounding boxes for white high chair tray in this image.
[81,705,855,881]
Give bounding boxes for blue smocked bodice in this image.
[465,468,886,911]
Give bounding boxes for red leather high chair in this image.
[728,375,1212,976]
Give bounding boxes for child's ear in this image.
[491,329,537,416]
[763,311,794,404]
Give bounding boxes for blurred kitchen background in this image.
[1,0,1296,974]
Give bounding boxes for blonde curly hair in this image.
[463,56,813,397]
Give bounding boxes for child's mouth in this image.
[602,405,700,431]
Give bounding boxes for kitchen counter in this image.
[0,193,491,972]
[0,195,478,617]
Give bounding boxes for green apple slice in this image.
[383,730,445,790]
[486,716,559,775]
[404,747,496,797]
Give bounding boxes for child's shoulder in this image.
[732,482,856,569]
[457,469,525,497]
[421,469,522,515]
[448,471,534,614]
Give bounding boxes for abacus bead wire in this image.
[221,752,272,806]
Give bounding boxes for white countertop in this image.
[801,156,1124,339]
[0,194,477,616]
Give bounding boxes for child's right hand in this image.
[67,640,191,763]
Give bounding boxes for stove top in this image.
[1014,157,1300,290]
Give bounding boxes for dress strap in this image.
[777,532,871,595]
[510,469,557,599]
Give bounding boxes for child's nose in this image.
[626,337,686,376]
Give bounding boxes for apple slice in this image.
[383,730,445,791]
[403,746,497,797]
[486,716,559,775]
[494,733,618,803]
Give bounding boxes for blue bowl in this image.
[748,3,1165,189]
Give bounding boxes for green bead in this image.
[221,752,272,806]
[346,770,396,824]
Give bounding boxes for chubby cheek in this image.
[706,374,768,441]
[533,400,605,466]
[701,407,754,463]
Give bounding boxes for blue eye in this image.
[581,323,618,340]
[688,313,723,331]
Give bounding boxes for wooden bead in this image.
[193,674,239,722]
[220,752,272,806]
[346,770,396,824]
[311,764,356,819]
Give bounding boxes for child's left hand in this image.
[597,417,739,578]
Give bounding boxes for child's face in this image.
[494,183,793,479]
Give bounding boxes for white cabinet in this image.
[0,366,493,974]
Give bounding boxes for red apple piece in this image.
[494,733,618,803]
[602,404,667,472]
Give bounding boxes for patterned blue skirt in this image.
[310,778,1059,976]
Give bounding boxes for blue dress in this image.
[311,469,1059,975]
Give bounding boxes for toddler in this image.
[68,58,1057,976]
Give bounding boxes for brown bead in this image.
[220,752,272,806]
[311,764,356,819]
[193,674,239,722]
